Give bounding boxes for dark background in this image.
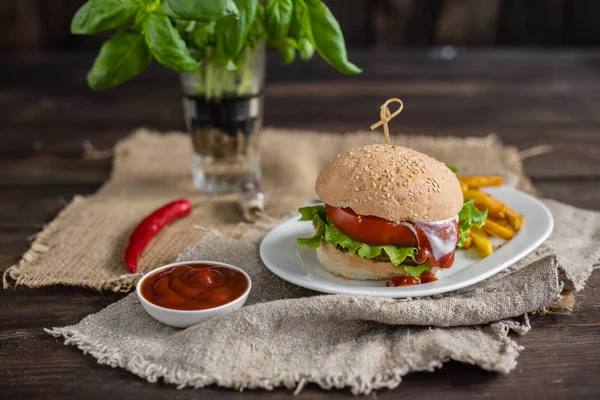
[1,0,599,53]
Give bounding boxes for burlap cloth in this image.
[7,128,600,394]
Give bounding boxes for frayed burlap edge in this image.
[2,195,86,291]
[45,322,521,395]
[1,192,142,293]
[44,257,572,394]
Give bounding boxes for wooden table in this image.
[1,50,599,399]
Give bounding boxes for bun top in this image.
[315,144,463,222]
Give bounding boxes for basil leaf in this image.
[298,37,315,61]
[280,37,297,64]
[448,165,458,173]
[71,0,139,35]
[191,21,217,49]
[87,28,151,90]
[297,0,360,74]
[402,263,432,278]
[265,0,293,42]
[216,0,258,59]
[135,7,150,25]
[144,11,198,72]
[162,0,238,21]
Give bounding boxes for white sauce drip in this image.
[397,215,458,261]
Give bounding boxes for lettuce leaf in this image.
[298,204,326,221]
[297,205,417,267]
[402,263,433,278]
[457,199,487,246]
[382,246,417,267]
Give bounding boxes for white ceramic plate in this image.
[259,187,554,298]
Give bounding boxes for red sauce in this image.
[386,276,420,287]
[385,270,439,287]
[419,270,438,284]
[140,264,248,310]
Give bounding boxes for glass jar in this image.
[180,43,265,193]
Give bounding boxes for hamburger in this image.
[297,144,483,285]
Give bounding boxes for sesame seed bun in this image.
[316,241,406,280]
[315,144,463,222]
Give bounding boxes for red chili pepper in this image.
[124,199,192,273]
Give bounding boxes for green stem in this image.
[191,44,262,101]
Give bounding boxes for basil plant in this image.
[71,0,361,95]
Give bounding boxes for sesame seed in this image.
[410,197,415,202]
[354,199,359,203]
[414,213,419,217]
[354,188,360,192]
[383,200,388,204]
[356,175,360,180]
[364,166,369,171]
[367,196,373,201]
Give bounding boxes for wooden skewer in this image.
[370,98,404,145]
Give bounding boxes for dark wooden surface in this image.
[1,50,600,399]
[3,0,600,50]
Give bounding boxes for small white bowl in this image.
[136,260,252,328]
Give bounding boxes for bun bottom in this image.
[315,241,406,280]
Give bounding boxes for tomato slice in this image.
[325,204,417,247]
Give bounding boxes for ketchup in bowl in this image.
[140,263,249,311]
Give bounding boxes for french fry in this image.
[460,235,473,249]
[471,226,493,256]
[459,175,504,188]
[487,196,507,216]
[463,190,492,209]
[460,182,470,192]
[506,207,525,231]
[483,218,515,240]
[491,217,510,227]
[493,211,507,220]
[462,188,506,217]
